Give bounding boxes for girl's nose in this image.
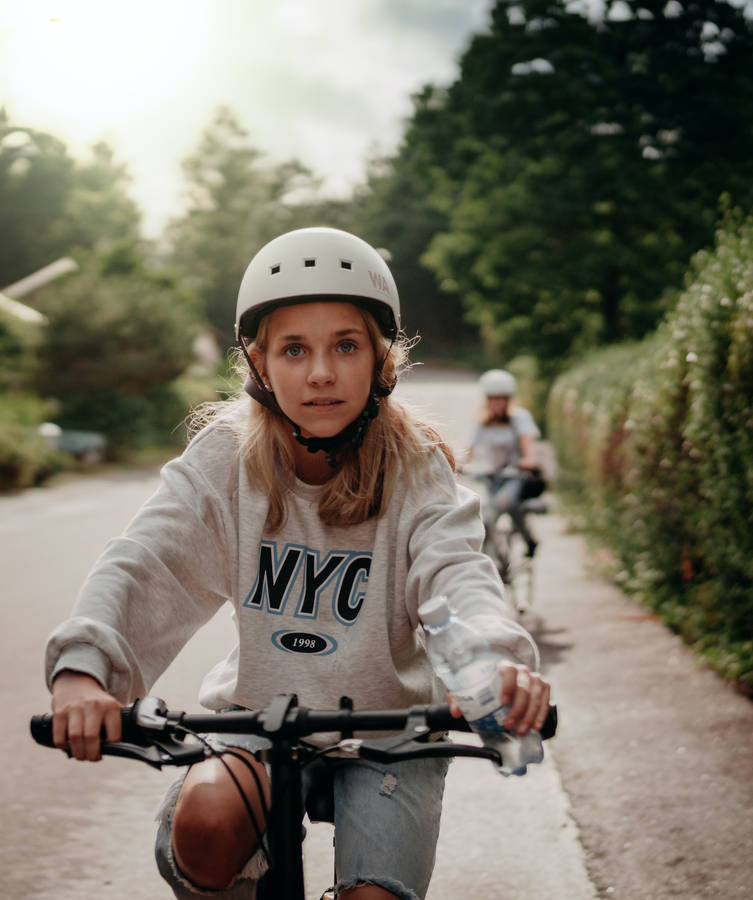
[307,353,335,385]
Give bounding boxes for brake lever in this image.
[356,738,503,766]
[340,705,556,766]
[98,736,207,769]
[337,709,501,765]
[98,697,206,768]
[30,698,207,770]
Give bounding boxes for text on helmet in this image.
[368,270,391,294]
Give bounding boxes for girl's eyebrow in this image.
[276,327,365,341]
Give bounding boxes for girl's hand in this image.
[447,663,551,736]
[51,670,122,762]
[498,663,550,735]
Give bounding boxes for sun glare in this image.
[3,0,210,135]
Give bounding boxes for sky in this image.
[0,0,494,237]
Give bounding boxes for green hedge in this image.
[0,306,41,392]
[547,210,753,692]
[0,394,68,491]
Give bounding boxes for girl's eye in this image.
[283,344,305,358]
[338,340,357,354]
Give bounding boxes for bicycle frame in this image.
[31,694,557,899]
[495,497,547,612]
[467,468,547,612]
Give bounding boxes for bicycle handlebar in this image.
[30,695,557,770]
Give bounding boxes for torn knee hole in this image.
[378,772,398,797]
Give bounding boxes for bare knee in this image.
[172,752,269,890]
[339,886,400,899]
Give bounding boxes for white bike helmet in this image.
[235,227,400,342]
[235,227,401,466]
[479,369,517,397]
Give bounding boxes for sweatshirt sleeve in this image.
[512,407,541,438]
[404,451,539,670]
[44,424,240,702]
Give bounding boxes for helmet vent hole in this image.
[270,264,281,275]
[340,259,352,270]
[304,258,316,268]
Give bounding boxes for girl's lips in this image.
[303,399,343,406]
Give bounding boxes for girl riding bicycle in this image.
[45,227,552,900]
[467,369,543,572]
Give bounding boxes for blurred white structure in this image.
[1,257,78,299]
[0,291,48,324]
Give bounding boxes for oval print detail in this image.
[272,630,337,656]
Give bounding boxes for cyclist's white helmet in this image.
[235,227,400,342]
[479,368,517,397]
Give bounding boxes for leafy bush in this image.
[0,306,41,391]
[0,311,67,491]
[547,209,753,692]
[0,393,67,490]
[32,244,203,458]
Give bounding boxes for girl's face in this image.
[255,301,376,439]
[488,395,510,418]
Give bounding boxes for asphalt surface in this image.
[530,504,753,898]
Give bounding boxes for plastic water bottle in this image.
[418,595,543,776]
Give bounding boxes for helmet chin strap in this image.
[239,341,394,467]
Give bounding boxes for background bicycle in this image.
[460,464,548,616]
[493,493,548,615]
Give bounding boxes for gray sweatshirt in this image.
[45,416,538,715]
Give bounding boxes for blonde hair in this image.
[479,395,517,426]
[191,306,455,530]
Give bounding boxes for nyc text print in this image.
[244,540,372,655]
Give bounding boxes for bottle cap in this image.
[418,596,451,627]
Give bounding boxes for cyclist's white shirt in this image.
[45,414,539,716]
[470,407,540,473]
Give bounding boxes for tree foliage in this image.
[340,90,477,357]
[166,107,323,344]
[547,207,753,688]
[0,109,140,288]
[394,0,753,370]
[0,392,66,490]
[0,307,41,392]
[49,141,141,255]
[32,243,201,454]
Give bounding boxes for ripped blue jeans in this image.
[155,731,450,900]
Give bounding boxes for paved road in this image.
[533,508,753,898]
[2,370,751,898]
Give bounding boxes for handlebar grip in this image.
[541,704,557,740]
[29,706,143,749]
[30,713,55,748]
[426,703,558,741]
[423,703,557,739]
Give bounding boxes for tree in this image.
[0,110,141,289]
[50,140,141,253]
[167,107,322,344]
[0,110,73,286]
[414,0,753,370]
[345,90,477,357]
[0,306,41,392]
[32,243,201,454]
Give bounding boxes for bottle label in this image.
[451,661,507,724]
[470,708,510,732]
